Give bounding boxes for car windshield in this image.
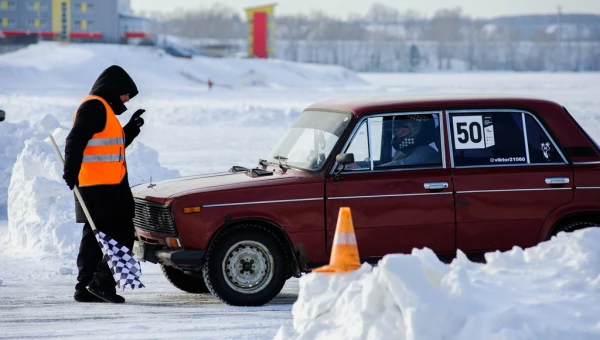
[267,110,353,171]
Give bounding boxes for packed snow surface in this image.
[1,42,600,339]
[277,228,600,340]
[0,41,365,92]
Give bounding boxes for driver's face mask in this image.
[391,121,419,151]
[392,135,415,151]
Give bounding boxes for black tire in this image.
[202,224,288,306]
[550,221,600,238]
[160,264,209,294]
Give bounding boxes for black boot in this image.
[87,282,126,303]
[74,289,104,302]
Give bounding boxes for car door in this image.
[325,111,456,259]
[447,109,574,253]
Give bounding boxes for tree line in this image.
[139,3,600,71]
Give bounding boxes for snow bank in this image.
[2,117,180,259]
[277,228,600,340]
[122,141,180,186]
[6,128,79,258]
[0,42,366,93]
[0,114,60,218]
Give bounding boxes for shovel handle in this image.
[48,135,98,232]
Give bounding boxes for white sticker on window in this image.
[453,116,485,149]
[483,115,495,148]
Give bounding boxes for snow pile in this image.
[59,267,73,275]
[2,118,180,259]
[5,128,78,258]
[277,228,600,340]
[0,114,60,218]
[124,141,181,186]
[0,41,366,93]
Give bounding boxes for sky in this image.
[130,0,600,19]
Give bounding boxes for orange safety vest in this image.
[73,95,126,187]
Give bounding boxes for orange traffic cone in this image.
[313,207,361,273]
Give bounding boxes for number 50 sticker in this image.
[453,116,486,150]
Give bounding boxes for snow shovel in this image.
[48,134,144,291]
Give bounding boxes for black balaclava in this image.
[89,65,138,115]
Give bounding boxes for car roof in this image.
[305,94,562,117]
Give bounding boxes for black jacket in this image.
[64,65,141,223]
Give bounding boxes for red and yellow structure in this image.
[244,4,276,59]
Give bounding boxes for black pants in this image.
[75,218,135,293]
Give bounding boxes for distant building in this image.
[488,14,600,41]
[0,0,151,43]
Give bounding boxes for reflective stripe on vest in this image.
[85,137,125,147]
[74,95,127,187]
[82,154,123,163]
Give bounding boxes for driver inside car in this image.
[379,114,440,167]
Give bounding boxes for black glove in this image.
[129,109,145,128]
[63,173,79,190]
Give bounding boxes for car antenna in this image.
[148,176,156,189]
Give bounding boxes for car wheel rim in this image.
[222,240,274,294]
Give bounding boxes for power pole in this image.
[556,5,562,71]
[37,1,41,43]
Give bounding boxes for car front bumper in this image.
[133,240,206,269]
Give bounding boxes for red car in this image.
[132,95,600,306]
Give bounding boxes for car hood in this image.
[131,167,308,203]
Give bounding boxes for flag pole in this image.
[48,135,98,232]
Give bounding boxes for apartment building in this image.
[0,0,151,42]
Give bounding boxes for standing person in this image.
[62,65,146,303]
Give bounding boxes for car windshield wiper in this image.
[271,155,290,171]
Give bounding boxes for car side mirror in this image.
[0,110,5,122]
[332,153,354,181]
[336,153,354,165]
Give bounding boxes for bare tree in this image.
[425,8,464,69]
[402,9,425,41]
[149,3,245,39]
[366,3,400,24]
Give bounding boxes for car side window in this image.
[344,113,442,171]
[377,114,442,168]
[524,114,564,164]
[345,121,370,170]
[449,111,565,167]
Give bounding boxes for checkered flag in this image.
[95,230,144,291]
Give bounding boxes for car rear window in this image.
[449,111,566,167]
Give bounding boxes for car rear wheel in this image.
[202,224,287,306]
[160,264,209,293]
[550,221,600,238]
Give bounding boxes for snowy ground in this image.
[0,252,298,339]
[1,43,600,339]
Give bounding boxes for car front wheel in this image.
[202,224,287,306]
[160,264,209,293]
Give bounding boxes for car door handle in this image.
[545,177,570,185]
[424,182,449,190]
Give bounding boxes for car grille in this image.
[133,199,178,236]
